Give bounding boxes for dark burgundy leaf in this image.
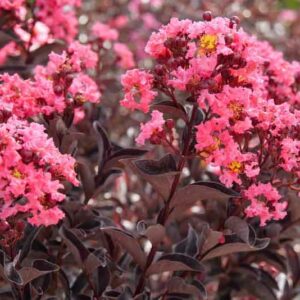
[60,226,90,264]
[286,244,300,285]
[77,160,95,202]
[84,252,107,275]
[89,266,110,297]
[147,253,205,275]
[73,295,92,300]
[152,100,188,122]
[58,269,71,300]
[102,227,146,268]
[169,181,237,220]
[201,237,270,261]
[191,280,207,299]
[18,226,41,263]
[18,259,59,286]
[104,148,147,171]
[71,272,87,295]
[134,154,177,175]
[174,224,199,257]
[194,108,205,125]
[144,224,166,246]
[122,156,179,200]
[93,121,111,171]
[200,229,223,255]
[230,267,277,300]
[167,277,206,299]
[4,262,23,285]
[225,216,250,243]
[248,250,287,273]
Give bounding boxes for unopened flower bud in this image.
[203,11,212,21]
[154,65,165,76]
[166,119,175,129]
[229,16,240,28]
[54,84,64,95]
[19,149,34,164]
[225,34,234,45]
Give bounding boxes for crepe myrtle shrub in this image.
[1,3,300,300]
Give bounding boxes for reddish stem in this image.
[134,103,198,296]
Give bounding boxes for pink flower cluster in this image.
[0,42,100,119]
[121,15,300,226]
[0,40,101,226]
[0,0,24,10]
[136,110,165,145]
[0,0,81,65]
[91,21,135,70]
[35,0,81,43]
[121,69,157,112]
[0,117,79,226]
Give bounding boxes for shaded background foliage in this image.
[1,0,300,299]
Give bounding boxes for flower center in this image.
[12,168,23,179]
[228,161,243,173]
[199,137,221,157]
[75,93,86,104]
[199,34,218,55]
[228,101,244,120]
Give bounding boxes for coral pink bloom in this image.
[68,41,98,71]
[145,18,191,58]
[69,74,101,104]
[136,110,165,145]
[244,183,287,226]
[169,57,216,91]
[0,42,18,65]
[0,0,24,9]
[91,21,119,41]
[35,0,81,42]
[280,138,300,173]
[114,43,135,69]
[0,117,79,226]
[120,69,157,113]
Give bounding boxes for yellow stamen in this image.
[199,137,221,158]
[228,161,244,174]
[199,34,218,56]
[228,101,244,120]
[12,168,23,179]
[75,94,86,104]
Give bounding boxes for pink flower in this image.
[0,42,18,65]
[114,43,135,69]
[145,31,170,58]
[35,0,81,42]
[244,183,287,226]
[68,41,98,71]
[120,69,157,113]
[0,117,79,226]
[145,18,191,58]
[136,110,165,145]
[73,107,85,124]
[69,74,101,104]
[91,21,119,41]
[280,138,300,173]
[0,0,24,10]
[169,57,216,91]
[0,41,102,119]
